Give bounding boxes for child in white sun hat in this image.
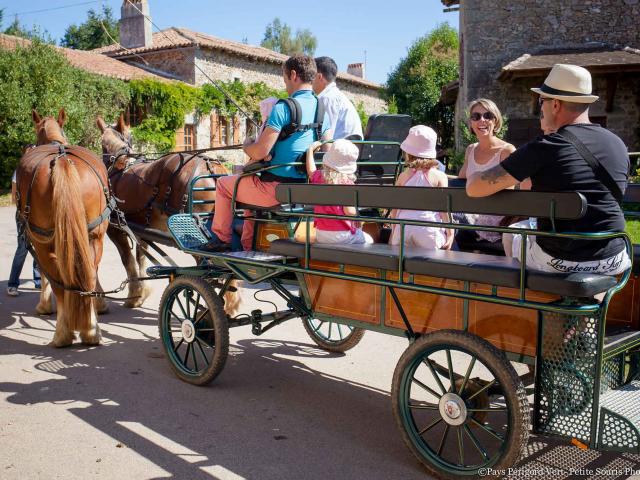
[305,139,373,244]
[389,125,454,249]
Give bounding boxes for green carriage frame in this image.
[149,143,640,479]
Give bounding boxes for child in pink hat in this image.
[305,139,373,244]
[389,125,454,249]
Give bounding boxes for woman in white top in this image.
[457,99,524,249]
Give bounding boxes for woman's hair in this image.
[404,152,440,170]
[467,98,503,135]
[322,166,357,184]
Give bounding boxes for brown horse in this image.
[16,109,111,347]
[96,115,239,313]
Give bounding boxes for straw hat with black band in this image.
[531,64,599,103]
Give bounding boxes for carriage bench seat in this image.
[269,239,616,298]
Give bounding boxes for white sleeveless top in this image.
[467,144,504,243]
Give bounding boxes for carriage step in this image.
[216,250,289,262]
[604,325,640,358]
[597,379,640,453]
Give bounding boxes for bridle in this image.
[103,125,134,172]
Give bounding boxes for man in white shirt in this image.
[313,56,364,140]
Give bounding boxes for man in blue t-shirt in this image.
[206,54,332,251]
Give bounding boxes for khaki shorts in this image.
[510,219,631,276]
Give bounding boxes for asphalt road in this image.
[1,205,640,480]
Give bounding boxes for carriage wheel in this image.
[302,318,365,353]
[159,276,229,386]
[392,330,529,479]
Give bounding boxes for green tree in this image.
[383,23,459,148]
[261,18,317,56]
[61,6,119,50]
[0,42,130,187]
[3,16,54,44]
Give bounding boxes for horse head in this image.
[32,108,68,146]
[96,113,133,171]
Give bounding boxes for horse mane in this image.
[102,128,128,154]
[37,118,66,145]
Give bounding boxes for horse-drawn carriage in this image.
[141,130,640,479]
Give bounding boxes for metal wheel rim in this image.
[398,345,512,474]
[163,284,217,377]
[306,318,355,344]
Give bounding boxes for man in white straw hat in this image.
[467,63,631,276]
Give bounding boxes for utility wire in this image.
[124,0,259,128]
[7,1,101,18]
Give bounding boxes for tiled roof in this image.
[500,46,640,80]
[0,33,165,81]
[95,27,380,89]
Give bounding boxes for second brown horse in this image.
[97,115,239,313]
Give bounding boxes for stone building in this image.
[96,0,384,161]
[441,0,640,150]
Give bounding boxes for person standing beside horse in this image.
[16,109,111,346]
[203,54,332,252]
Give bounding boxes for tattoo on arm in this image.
[480,165,509,185]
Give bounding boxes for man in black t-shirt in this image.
[467,64,630,275]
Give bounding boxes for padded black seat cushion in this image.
[269,239,617,297]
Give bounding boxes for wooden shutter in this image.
[233,116,241,143]
[210,112,219,147]
[175,126,185,151]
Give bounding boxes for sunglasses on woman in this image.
[469,112,495,121]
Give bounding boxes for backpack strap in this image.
[276,96,324,141]
[277,98,303,140]
[559,127,624,206]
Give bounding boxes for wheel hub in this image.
[181,320,196,343]
[439,392,467,426]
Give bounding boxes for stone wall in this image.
[456,0,640,149]
[337,80,387,117]
[132,47,197,83]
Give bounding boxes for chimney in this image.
[347,62,365,79]
[120,0,153,49]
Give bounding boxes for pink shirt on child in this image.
[310,170,355,233]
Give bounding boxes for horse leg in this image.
[36,276,55,315]
[79,299,101,345]
[49,286,74,347]
[93,277,109,314]
[133,241,152,307]
[108,227,145,308]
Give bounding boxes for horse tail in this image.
[51,154,94,331]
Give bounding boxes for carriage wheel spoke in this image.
[457,427,464,465]
[327,321,333,339]
[437,424,450,457]
[469,417,505,442]
[173,338,184,354]
[175,296,189,320]
[191,293,201,322]
[423,357,447,395]
[193,308,209,326]
[192,344,199,371]
[467,407,507,413]
[464,424,489,461]
[418,417,443,436]
[467,379,497,402]
[184,341,191,367]
[446,349,455,392]
[337,324,344,340]
[412,378,443,400]
[184,290,191,319]
[409,403,438,410]
[195,337,210,366]
[458,357,476,396]
[170,310,185,323]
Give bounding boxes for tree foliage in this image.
[383,23,459,148]
[2,16,54,44]
[61,6,119,50]
[261,18,317,56]
[0,42,130,187]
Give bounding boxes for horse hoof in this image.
[124,298,143,308]
[36,304,54,315]
[49,337,74,348]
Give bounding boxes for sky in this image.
[0,0,458,85]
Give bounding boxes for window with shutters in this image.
[183,124,196,151]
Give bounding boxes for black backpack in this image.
[276,96,325,142]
